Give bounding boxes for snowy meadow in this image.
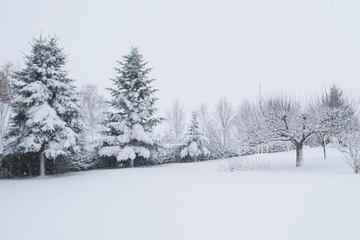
[1,147,360,240]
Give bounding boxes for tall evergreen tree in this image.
[180,111,209,162]
[99,47,162,167]
[4,36,83,176]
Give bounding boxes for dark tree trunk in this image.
[296,143,304,167]
[322,141,327,160]
[28,160,32,178]
[40,152,45,177]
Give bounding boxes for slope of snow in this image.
[1,147,360,240]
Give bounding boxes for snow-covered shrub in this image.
[335,131,360,174]
[219,156,271,172]
[236,141,294,157]
[160,143,185,163]
[46,155,92,174]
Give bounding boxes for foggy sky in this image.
[1,0,360,130]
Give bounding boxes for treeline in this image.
[1,35,360,178]
[163,87,357,167]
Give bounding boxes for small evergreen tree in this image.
[180,111,209,162]
[4,36,83,177]
[99,47,162,167]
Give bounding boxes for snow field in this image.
[1,147,360,240]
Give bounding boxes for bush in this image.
[219,155,271,172]
[335,132,360,174]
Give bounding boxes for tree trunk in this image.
[296,144,304,167]
[286,142,290,152]
[130,158,134,168]
[28,160,32,178]
[322,141,327,160]
[40,152,45,177]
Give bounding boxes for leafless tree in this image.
[208,97,235,158]
[79,84,108,142]
[237,92,339,167]
[0,62,16,153]
[165,99,186,143]
[335,118,360,173]
[195,102,211,136]
[234,98,267,154]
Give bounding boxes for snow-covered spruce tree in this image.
[98,47,162,168]
[4,36,83,177]
[180,111,209,162]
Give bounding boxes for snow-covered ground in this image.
[1,147,360,240]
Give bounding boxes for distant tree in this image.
[323,84,347,109]
[99,47,162,168]
[207,97,236,159]
[317,85,355,159]
[195,102,211,136]
[234,99,264,154]
[165,99,186,143]
[0,62,16,153]
[4,36,83,177]
[180,111,209,162]
[79,84,108,142]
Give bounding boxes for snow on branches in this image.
[99,47,162,167]
[4,36,83,176]
[236,91,355,167]
[180,111,209,161]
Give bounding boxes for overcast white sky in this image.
[1,0,360,128]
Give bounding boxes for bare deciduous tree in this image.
[0,62,16,153]
[195,102,211,136]
[208,97,235,158]
[335,118,360,173]
[79,84,108,142]
[165,99,186,143]
[237,92,338,167]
